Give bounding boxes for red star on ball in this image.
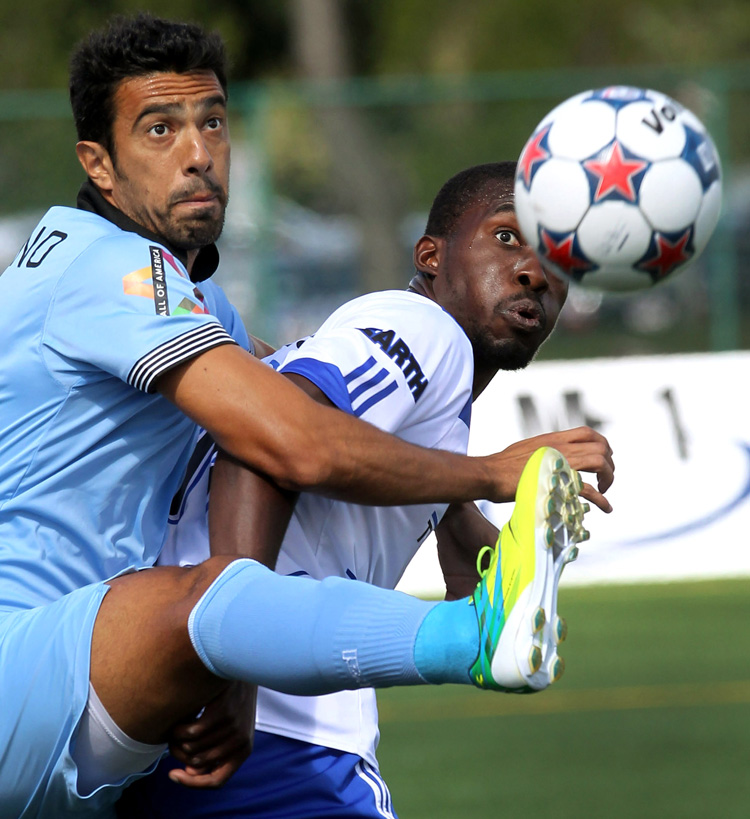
[638,230,693,280]
[540,229,594,277]
[518,126,551,188]
[583,140,648,202]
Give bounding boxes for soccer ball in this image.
[514,86,722,291]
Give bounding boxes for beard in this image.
[161,205,227,250]
[160,184,228,250]
[113,168,228,251]
[470,330,542,372]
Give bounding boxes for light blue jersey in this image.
[0,203,246,610]
[0,198,249,818]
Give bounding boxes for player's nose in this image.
[514,247,549,291]
[183,129,214,175]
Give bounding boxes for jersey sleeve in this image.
[272,295,473,438]
[44,234,238,392]
[199,279,251,351]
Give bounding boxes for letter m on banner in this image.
[517,391,606,437]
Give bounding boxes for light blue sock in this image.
[413,599,479,684]
[189,559,436,695]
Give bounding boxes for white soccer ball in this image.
[514,86,722,291]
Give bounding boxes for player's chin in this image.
[481,337,538,371]
[170,215,225,250]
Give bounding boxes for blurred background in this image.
[2,3,750,817]
[1,0,749,351]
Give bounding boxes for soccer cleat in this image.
[468,447,589,693]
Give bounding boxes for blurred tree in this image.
[370,0,750,74]
[0,0,289,89]
[288,0,409,292]
[6,0,748,89]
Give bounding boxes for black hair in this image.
[425,161,517,238]
[69,12,228,157]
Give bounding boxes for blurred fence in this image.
[2,64,749,352]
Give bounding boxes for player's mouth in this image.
[499,297,546,333]
[171,184,225,210]
[174,193,219,208]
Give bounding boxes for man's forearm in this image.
[158,345,517,506]
[208,450,298,566]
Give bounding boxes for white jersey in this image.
[159,289,474,765]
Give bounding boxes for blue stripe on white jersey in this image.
[342,357,397,416]
[340,355,374,383]
[276,357,354,413]
[353,380,398,417]
[280,355,398,418]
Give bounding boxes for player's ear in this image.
[75,141,116,195]
[413,235,443,278]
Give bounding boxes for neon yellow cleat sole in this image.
[468,447,589,693]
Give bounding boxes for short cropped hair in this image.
[69,12,228,158]
[425,162,517,238]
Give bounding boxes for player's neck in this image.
[406,273,436,303]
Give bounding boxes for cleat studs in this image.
[582,502,591,515]
[545,524,554,547]
[556,617,568,643]
[565,546,579,563]
[532,607,546,633]
[578,529,590,542]
[529,645,542,674]
[552,656,566,682]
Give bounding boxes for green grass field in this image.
[376,578,750,818]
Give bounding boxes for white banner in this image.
[398,351,750,596]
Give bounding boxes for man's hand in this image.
[488,426,615,512]
[167,681,256,788]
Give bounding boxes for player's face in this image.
[105,71,230,251]
[434,190,568,373]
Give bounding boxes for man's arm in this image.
[207,452,298,564]
[158,344,500,504]
[206,371,336,561]
[157,345,615,508]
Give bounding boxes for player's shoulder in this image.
[321,289,472,386]
[327,289,466,340]
[42,207,187,278]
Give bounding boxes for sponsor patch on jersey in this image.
[357,327,428,401]
[122,247,207,316]
[148,246,169,315]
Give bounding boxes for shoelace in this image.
[475,544,494,577]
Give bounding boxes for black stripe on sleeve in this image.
[128,323,237,393]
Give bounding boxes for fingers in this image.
[169,726,244,764]
[535,427,615,494]
[168,759,239,789]
[168,728,252,786]
[580,482,612,514]
[566,450,614,494]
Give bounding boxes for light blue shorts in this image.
[0,581,157,819]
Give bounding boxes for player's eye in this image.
[205,116,223,130]
[495,229,521,247]
[148,123,169,137]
